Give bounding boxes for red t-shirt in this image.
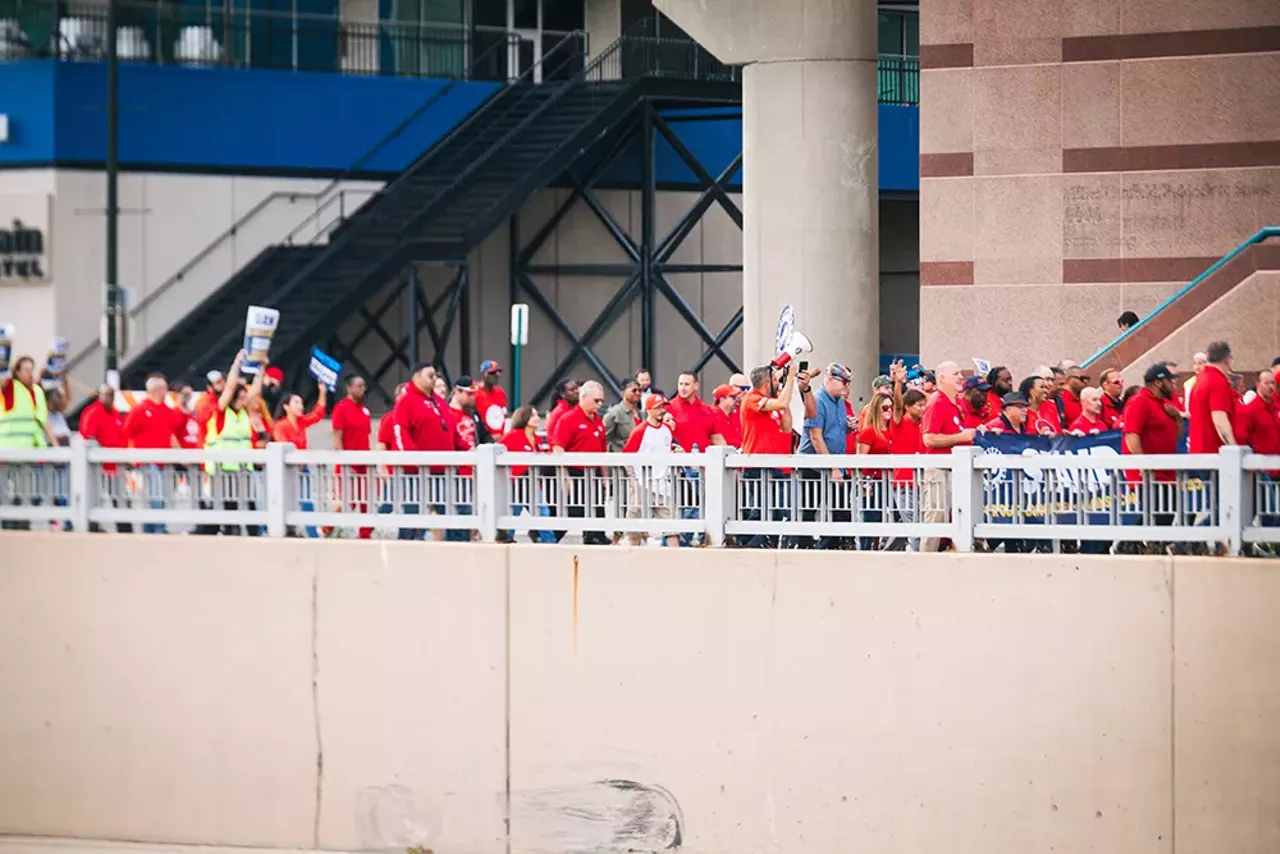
[1100,394,1124,431]
[1123,387,1179,482]
[1033,401,1062,435]
[271,405,326,450]
[921,391,966,454]
[392,383,454,473]
[1235,394,1280,457]
[855,424,891,477]
[667,395,720,452]
[1189,365,1236,454]
[500,428,538,476]
[889,416,924,482]
[552,405,607,454]
[474,384,509,436]
[80,401,126,448]
[123,398,183,449]
[544,399,572,444]
[1068,413,1104,435]
[376,410,397,449]
[1061,390,1083,425]
[959,397,989,430]
[985,389,1004,418]
[331,397,372,451]
[740,389,792,456]
[712,404,741,448]
[449,405,478,475]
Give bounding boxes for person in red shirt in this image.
[437,377,481,542]
[984,366,1013,418]
[1122,365,1182,540]
[739,361,798,548]
[392,364,457,541]
[329,375,373,539]
[1061,366,1089,425]
[920,361,978,552]
[959,375,992,429]
[195,368,228,448]
[621,394,683,547]
[376,384,407,451]
[667,371,725,452]
[1098,368,1125,431]
[1188,341,1239,454]
[544,378,579,443]
[123,372,190,534]
[887,383,928,551]
[80,383,133,533]
[1236,370,1280,456]
[983,392,1031,435]
[1067,387,1106,435]
[551,379,609,545]
[1018,376,1060,436]
[711,383,742,448]
[271,386,328,449]
[475,360,509,440]
[498,404,551,543]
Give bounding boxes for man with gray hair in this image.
[1067,387,1106,435]
[551,378,609,545]
[920,360,978,551]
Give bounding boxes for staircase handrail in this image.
[1081,226,1280,368]
[64,31,515,374]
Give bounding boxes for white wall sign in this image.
[0,195,51,284]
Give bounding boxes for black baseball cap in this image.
[1001,392,1030,407]
[1144,363,1178,383]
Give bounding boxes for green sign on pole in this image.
[510,303,529,404]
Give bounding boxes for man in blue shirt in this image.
[798,363,853,547]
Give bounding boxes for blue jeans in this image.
[440,503,473,542]
[142,465,167,535]
[397,503,426,540]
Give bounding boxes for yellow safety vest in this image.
[0,381,48,448]
[204,407,251,472]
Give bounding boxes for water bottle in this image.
[684,443,700,479]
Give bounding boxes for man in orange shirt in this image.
[740,361,798,547]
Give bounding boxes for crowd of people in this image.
[1,336,1276,551]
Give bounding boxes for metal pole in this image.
[459,263,471,378]
[104,0,120,381]
[508,214,519,403]
[640,99,655,374]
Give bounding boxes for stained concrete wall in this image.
[3,536,1279,853]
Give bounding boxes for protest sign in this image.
[242,306,279,374]
[0,324,12,380]
[308,347,341,392]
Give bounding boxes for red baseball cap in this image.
[264,366,284,382]
[644,394,668,412]
[713,383,738,401]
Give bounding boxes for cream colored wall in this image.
[3,535,1279,854]
[0,170,380,392]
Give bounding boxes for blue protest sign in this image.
[775,304,795,355]
[308,347,341,392]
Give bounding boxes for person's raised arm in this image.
[302,386,327,428]
[757,363,798,413]
[891,361,906,423]
[246,360,266,409]
[218,351,246,411]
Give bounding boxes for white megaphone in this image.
[771,330,813,369]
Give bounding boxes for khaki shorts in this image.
[625,484,674,545]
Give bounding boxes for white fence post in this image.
[474,444,499,543]
[69,435,90,533]
[703,445,730,547]
[950,445,981,552]
[265,442,289,538]
[1219,445,1246,555]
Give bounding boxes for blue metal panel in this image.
[0,60,918,190]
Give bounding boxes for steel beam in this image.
[652,112,743,228]
[640,99,656,374]
[527,274,639,404]
[689,308,743,375]
[516,271,620,396]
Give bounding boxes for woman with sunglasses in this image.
[854,391,895,550]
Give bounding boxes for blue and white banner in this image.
[308,347,341,392]
[975,430,1122,455]
[242,305,279,375]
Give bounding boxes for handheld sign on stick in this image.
[0,324,13,380]
[308,347,341,392]
[242,306,279,374]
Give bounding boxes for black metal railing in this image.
[2,0,919,102]
[878,54,920,105]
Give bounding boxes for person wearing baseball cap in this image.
[960,375,992,429]
[476,359,508,439]
[711,383,742,447]
[983,392,1031,434]
[621,393,681,547]
[729,372,750,392]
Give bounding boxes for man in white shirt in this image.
[621,394,681,547]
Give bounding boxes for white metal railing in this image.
[0,442,1274,553]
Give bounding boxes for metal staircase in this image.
[115,26,740,389]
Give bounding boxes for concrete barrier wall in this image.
[1,534,1277,854]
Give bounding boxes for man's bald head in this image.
[935,361,963,395]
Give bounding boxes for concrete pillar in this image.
[654,0,880,404]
